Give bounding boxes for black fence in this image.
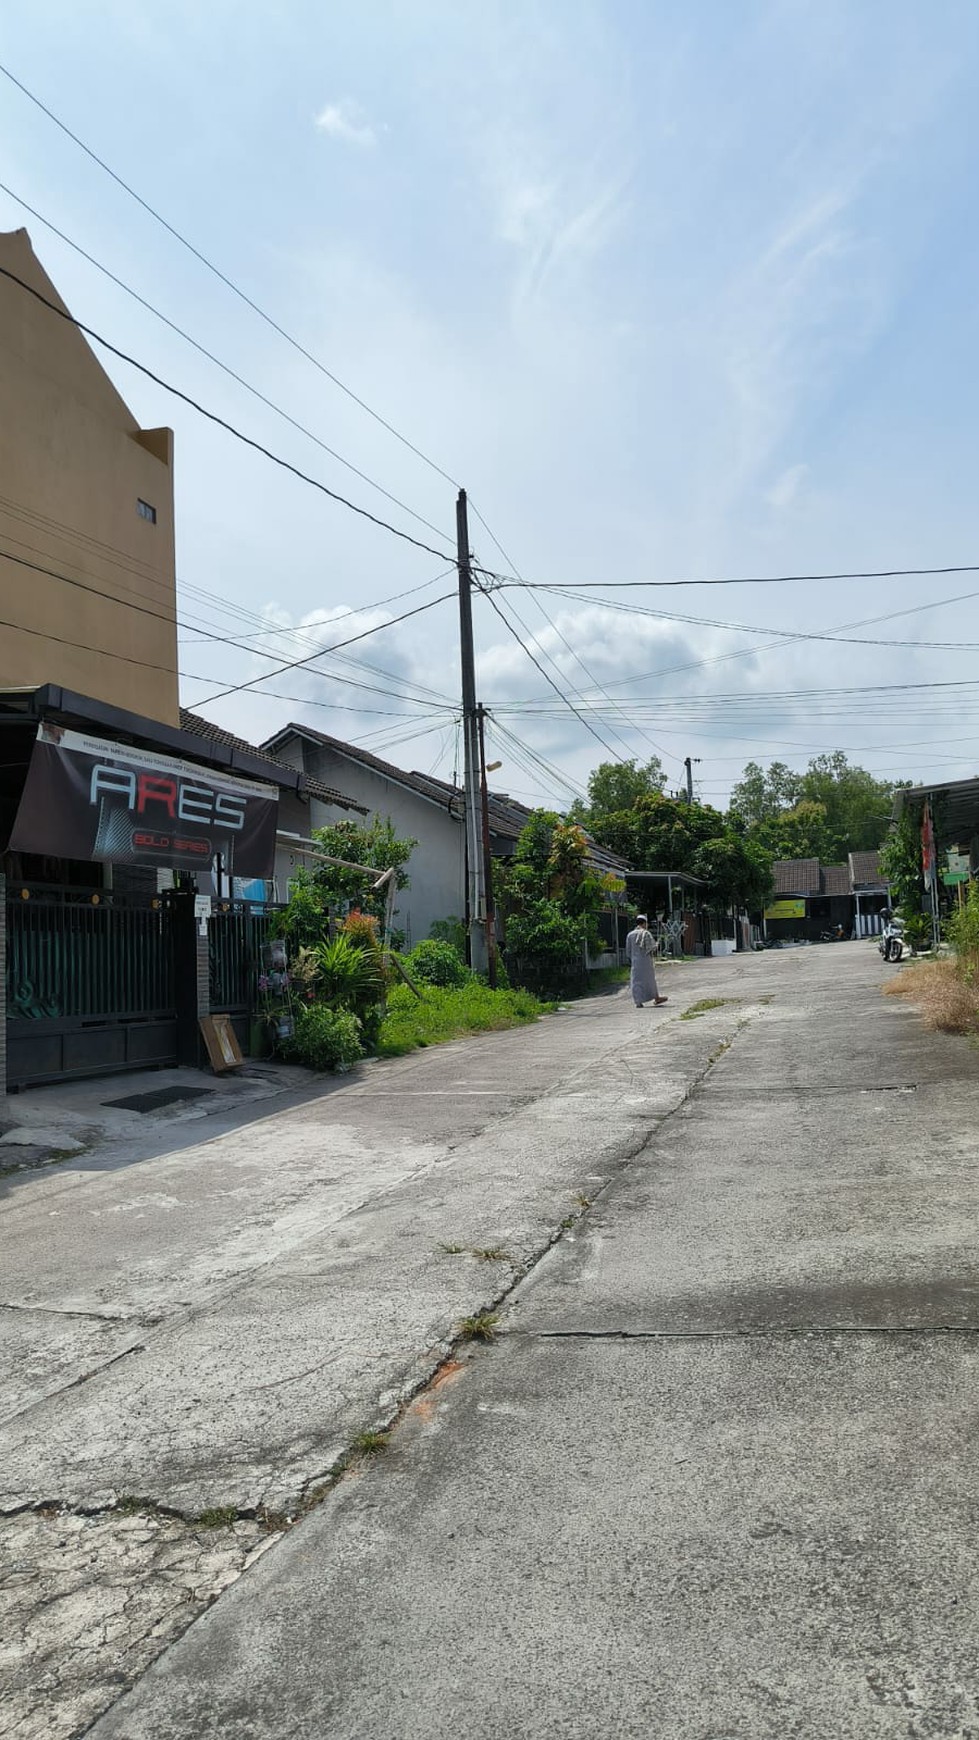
[5,887,178,1087]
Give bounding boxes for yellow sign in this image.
[764,898,806,920]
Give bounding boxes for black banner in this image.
[10,723,279,878]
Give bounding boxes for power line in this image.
[488,564,979,590]
[477,584,628,763]
[0,543,457,709]
[0,62,461,492]
[0,263,456,568]
[194,589,456,705]
[0,179,452,546]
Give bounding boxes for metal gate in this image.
[208,904,280,1052]
[5,887,178,1088]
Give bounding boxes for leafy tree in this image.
[690,834,774,913]
[798,753,894,857]
[570,757,666,825]
[752,800,832,864]
[728,753,898,861]
[878,810,923,918]
[276,815,416,949]
[497,810,621,988]
[593,793,726,871]
[729,761,803,828]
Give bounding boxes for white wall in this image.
[281,741,467,947]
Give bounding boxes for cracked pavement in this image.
[77,945,979,1739]
[1,956,740,1739]
[11,944,979,1739]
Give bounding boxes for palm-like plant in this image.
[314,934,384,1013]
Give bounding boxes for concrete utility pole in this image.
[476,704,498,988]
[456,489,488,972]
[684,757,701,803]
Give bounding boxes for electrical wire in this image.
[191,589,457,704]
[477,585,630,763]
[0,179,452,546]
[485,563,979,590]
[0,61,462,493]
[0,264,456,567]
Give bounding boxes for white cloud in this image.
[766,463,810,510]
[315,100,378,148]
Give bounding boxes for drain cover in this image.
[103,1086,213,1114]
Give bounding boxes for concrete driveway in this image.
[8,944,979,1737]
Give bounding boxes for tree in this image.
[593,793,726,872]
[572,757,666,825]
[797,754,894,857]
[728,753,897,861]
[729,761,802,828]
[497,810,622,989]
[752,800,832,864]
[276,815,416,950]
[691,834,774,913]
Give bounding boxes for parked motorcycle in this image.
[878,913,908,964]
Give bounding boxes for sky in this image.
[3,0,979,812]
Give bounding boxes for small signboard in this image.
[199,1014,244,1074]
[764,898,806,920]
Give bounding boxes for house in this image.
[0,234,365,1090]
[763,853,890,941]
[0,229,179,725]
[261,722,631,952]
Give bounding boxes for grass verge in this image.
[377,981,547,1058]
[883,959,979,1033]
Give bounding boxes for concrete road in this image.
[80,943,979,1740]
[3,952,743,1738]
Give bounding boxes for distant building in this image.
[764,853,890,940]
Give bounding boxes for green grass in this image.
[458,1311,499,1342]
[680,998,734,1021]
[377,981,546,1058]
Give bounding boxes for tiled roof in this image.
[821,865,851,897]
[180,710,365,812]
[849,849,887,888]
[772,857,822,896]
[260,722,632,870]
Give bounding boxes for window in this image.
[137,498,157,524]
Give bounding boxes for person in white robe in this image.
[625,915,667,1008]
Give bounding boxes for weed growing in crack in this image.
[560,1215,576,1230]
[681,998,733,1020]
[437,1242,467,1255]
[458,1312,499,1343]
[352,1430,390,1456]
[575,1194,592,1209]
[196,1506,239,1529]
[472,1246,509,1262]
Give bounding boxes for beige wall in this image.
[0,229,178,724]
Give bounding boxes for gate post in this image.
[171,888,211,1067]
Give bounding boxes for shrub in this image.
[429,916,467,956]
[406,938,469,987]
[342,909,382,951]
[282,1003,364,1072]
[314,933,384,1010]
[947,882,979,981]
